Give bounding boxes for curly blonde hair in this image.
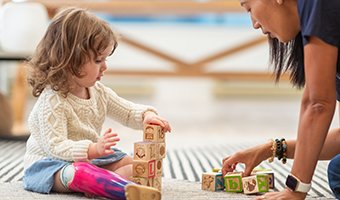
[27,7,118,97]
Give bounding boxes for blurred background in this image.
[0,0,337,152]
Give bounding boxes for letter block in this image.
[201,172,224,191]
[133,160,156,178]
[224,172,243,192]
[131,177,153,187]
[134,142,156,161]
[242,174,269,194]
[252,169,275,189]
[143,124,165,142]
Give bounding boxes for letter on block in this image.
[134,142,156,161]
[143,124,165,142]
[131,177,153,187]
[201,172,224,191]
[242,174,269,194]
[133,160,156,178]
[224,172,243,193]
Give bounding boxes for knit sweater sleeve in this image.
[29,93,92,162]
[98,83,157,129]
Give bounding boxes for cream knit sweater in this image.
[24,82,156,170]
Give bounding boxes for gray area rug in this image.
[0,139,336,199]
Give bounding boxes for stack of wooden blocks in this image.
[201,168,274,195]
[131,124,166,191]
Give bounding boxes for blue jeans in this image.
[24,148,127,194]
[328,154,340,199]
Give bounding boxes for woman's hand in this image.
[143,111,172,133]
[222,141,272,176]
[255,189,307,200]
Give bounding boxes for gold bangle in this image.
[267,139,276,163]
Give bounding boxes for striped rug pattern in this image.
[0,140,335,199]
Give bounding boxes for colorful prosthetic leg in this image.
[64,162,129,200]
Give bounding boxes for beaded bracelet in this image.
[281,139,287,164]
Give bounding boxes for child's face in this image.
[72,43,114,88]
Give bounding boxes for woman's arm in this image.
[285,127,340,160]
[291,36,338,184]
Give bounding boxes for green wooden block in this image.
[224,173,243,192]
[243,174,269,194]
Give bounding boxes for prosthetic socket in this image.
[61,162,131,200]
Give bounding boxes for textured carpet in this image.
[0,139,335,199]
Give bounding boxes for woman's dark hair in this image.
[269,32,305,88]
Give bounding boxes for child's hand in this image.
[143,111,172,133]
[88,128,120,159]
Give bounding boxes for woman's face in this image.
[240,0,300,43]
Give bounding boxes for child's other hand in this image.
[96,128,120,156]
[143,111,172,133]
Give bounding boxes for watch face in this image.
[286,175,298,191]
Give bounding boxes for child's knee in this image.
[60,164,75,189]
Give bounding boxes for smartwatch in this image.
[285,174,311,193]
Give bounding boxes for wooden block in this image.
[134,142,157,161]
[143,124,165,142]
[224,172,243,192]
[155,159,163,177]
[133,160,156,178]
[212,167,221,173]
[252,169,275,189]
[131,177,153,187]
[242,174,269,194]
[152,176,162,191]
[201,172,224,191]
[156,142,166,159]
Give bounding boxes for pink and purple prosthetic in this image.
[64,162,133,200]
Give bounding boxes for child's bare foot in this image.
[125,184,161,200]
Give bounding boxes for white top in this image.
[24,82,156,170]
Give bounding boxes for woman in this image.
[222,0,340,199]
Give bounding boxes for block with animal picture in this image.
[134,142,157,161]
[242,174,269,194]
[143,124,165,142]
[201,172,224,191]
[252,168,275,189]
[224,172,243,193]
[132,159,156,178]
